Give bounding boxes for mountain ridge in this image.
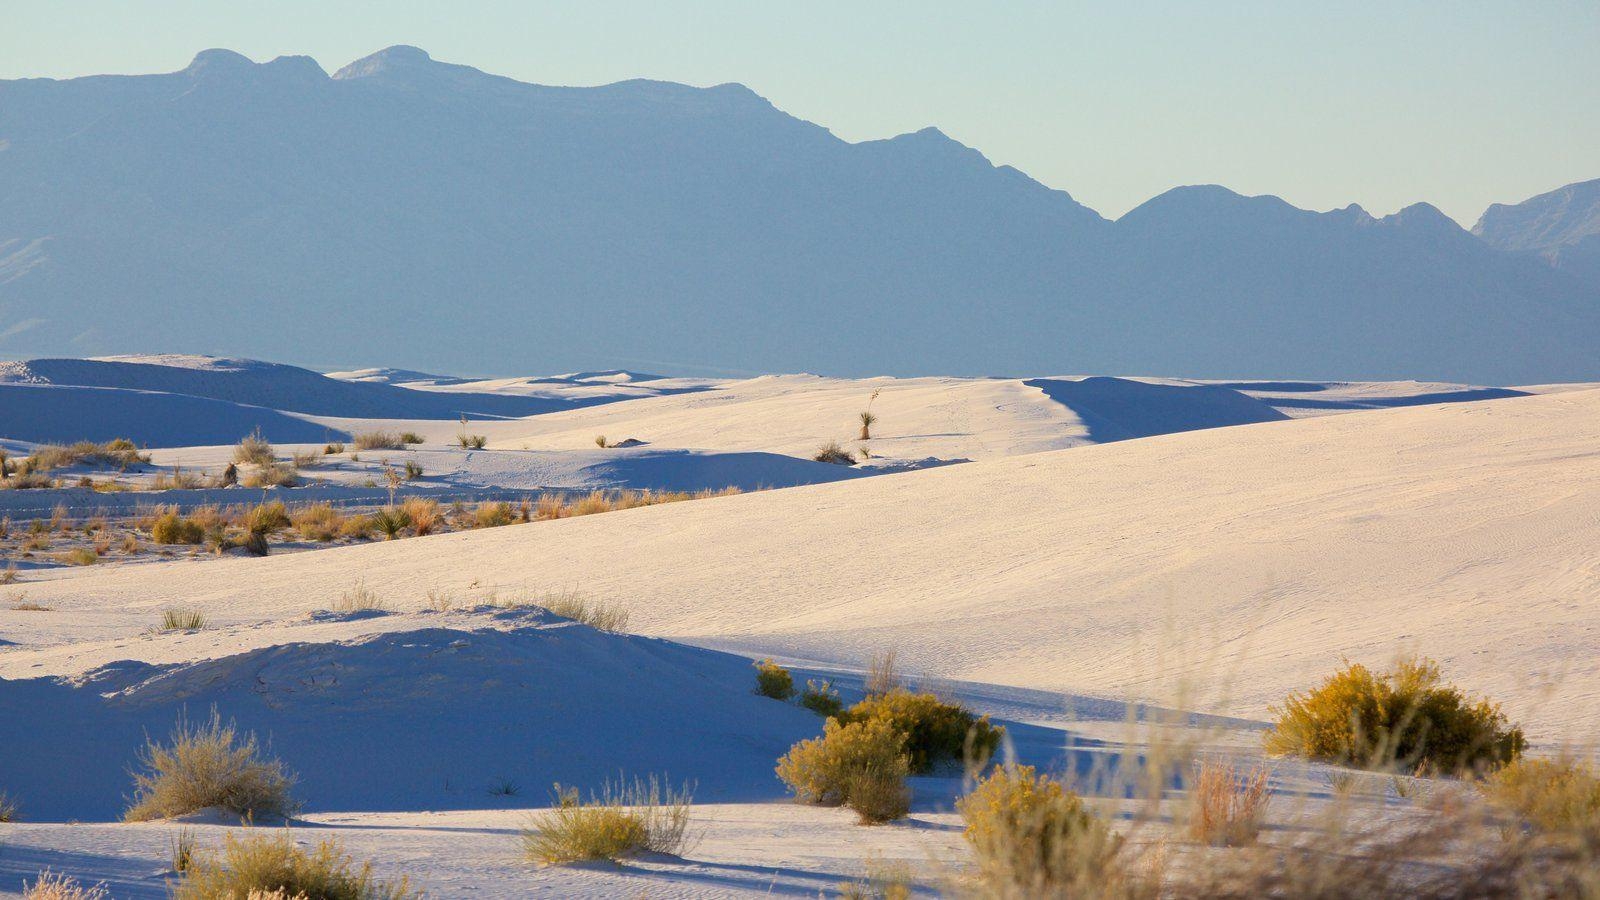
[1,46,1596,383]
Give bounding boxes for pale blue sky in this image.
[5,1,1596,225]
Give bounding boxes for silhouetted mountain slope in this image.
[1474,178,1600,291]
[1,46,1596,383]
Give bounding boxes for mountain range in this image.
[1,45,1597,383]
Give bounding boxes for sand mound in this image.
[0,609,822,821]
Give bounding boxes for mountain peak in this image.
[332,45,435,80]
[185,48,254,74]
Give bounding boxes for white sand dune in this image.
[0,607,823,822]
[10,388,1599,741]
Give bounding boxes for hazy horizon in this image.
[4,2,1596,227]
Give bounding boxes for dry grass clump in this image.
[1265,656,1525,775]
[233,429,275,466]
[152,467,206,490]
[20,438,147,474]
[814,441,857,465]
[159,608,207,631]
[125,709,297,822]
[353,430,404,451]
[399,497,440,535]
[399,431,425,444]
[22,871,110,900]
[1186,760,1271,847]
[1481,755,1600,838]
[332,579,387,613]
[838,688,1004,773]
[290,448,324,468]
[957,764,1126,898]
[55,547,98,566]
[521,776,696,865]
[755,658,796,700]
[0,471,56,489]
[866,649,901,696]
[172,831,415,900]
[292,502,346,541]
[151,509,206,544]
[777,717,912,824]
[323,442,346,455]
[472,501,515,529]
[0,789,18,821]
[457,433,488,449]
[838,856,913,900]
[339,514,375,541]
[243,462,299,488]
[540,592,630,632]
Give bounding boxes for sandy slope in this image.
[9,388,1599,741]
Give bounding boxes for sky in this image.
[3,1,1597,225]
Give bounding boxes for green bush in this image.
[957,765,1122,895]
[151,512,205,545]
[838,689,1004,773]
[776,717,910,825]
[172,831,414,900]
[754,659,796,700]
[1264,657,1525,775]
[801,679,845,717]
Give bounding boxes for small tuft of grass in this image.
[151,510,205,545]
[353,430,404,451]
[472,501,515,529]
[399,497,439,535]
[0,790,18,822]
[243,462,299,489]
[866,649,900,696]
[323,442,346,456]
[399,431,425,444]
[402,459,423,481]
[1186,759,1271,847]
[172,831,414,900]
[540,592,630,632]
[813,441,857,465]
[55,547,99,566]
[292,502,346,542]
[22,870,109,900]
[332,579,388,613]
[170,828,199,874]
[521,776,696,865]
[754,658,796,700]
[125,709,298,822]
[160,608,208,631]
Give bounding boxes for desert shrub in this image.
[473,501,515,528]
[399,431,424,444]
[55,548,98,566]
[323,442,346,455]
[402,459,423,481]
[233,429,275,466]
[172,831,414,900]
[160,608,207,631]
[292,502,346,541]
[125,709,297,822]
[1187,760,1271,847]
[522,775,695,865]
[959,764,1122,896]
[755,658,796,700]
[152,511,205,545]
[1264,657,1525,775]
[399,497,440,535]
[22,439,147,473]
[594,435,608,448]
[369,508,412,540]
[22,871,109,900]
[290,448,323,468]
[844,762,912,825]
[814,441,856,465]
[802,679,845,717]
[246,501,291,534]
[333,580,387,613]
[353,430,403,451]
[777,717,910,821]
[569,490,613,517]
[541,593,630,632]
[1482,756,1600,838]
[0,789,17,821]
[456,433,488,449]
[1,471,56,489]
[339,514,375,540]
[243,462,298,488]
[838,688,1004,773]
